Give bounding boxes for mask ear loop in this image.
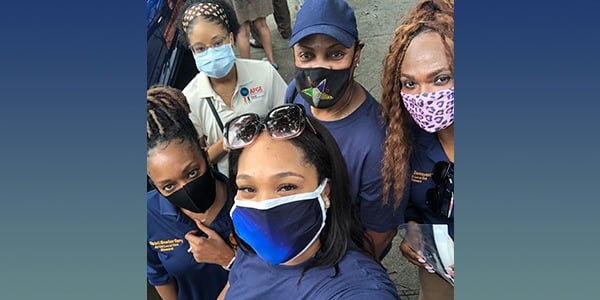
[320,178,331,209]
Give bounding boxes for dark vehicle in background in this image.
[147,0,198,89]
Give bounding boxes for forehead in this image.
[295,34,346,49]
[187,17,228,43]
[147,140,202,173]
[237,133,316,177]
[401,32,452,74]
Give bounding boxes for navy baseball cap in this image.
[288,0,358,48]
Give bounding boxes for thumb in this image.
[184,230,203,243]
[195,220,217,238]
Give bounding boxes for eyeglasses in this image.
[190,34,230,55]
[223,104,317,149]
[426,161,454,218]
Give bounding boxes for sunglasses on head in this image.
[426,161,454,218]
[223,104,317,149]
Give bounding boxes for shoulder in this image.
[312,250,400,299]
[147,189,161,213]
[236,58,275,73]
[344,93,386,145]
[284,80,298,103]
[182,72,213,105]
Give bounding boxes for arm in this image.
[365,228,397,260]
[206,138,228,165]
[216,281,230,300]
[147,242,178,299]
[154,281,178,300]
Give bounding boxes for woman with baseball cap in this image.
[285,0,406,261]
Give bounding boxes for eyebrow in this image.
[296,41,346,51]
[401,67,452,80]
[153,161,199,186]
[236,171,306,181]
[190,34,228,47]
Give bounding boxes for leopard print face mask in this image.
[401,87,454,133]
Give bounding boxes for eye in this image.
[329,50,345,59]
[162,183,176,193]
[277,184,298,193]
[193,46,207,54]
[236,186,256,199]
[298,51,313,61]
[187,169,199,179]
[212,38,224,47]
[435,75,452,85]
[403,80,416,89]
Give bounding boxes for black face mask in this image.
[294,66,353,108]
[164,168,216,213]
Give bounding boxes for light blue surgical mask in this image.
[193,44,236,79]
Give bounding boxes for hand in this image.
[400,239,432,269]
[400,222,434,272]
[184,220,234,266]
[445,264,455,279]
[219,138,230,153]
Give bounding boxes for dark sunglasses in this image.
[426,161,454,218]
[223,104,317,149]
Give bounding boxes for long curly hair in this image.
[381,0,454,208]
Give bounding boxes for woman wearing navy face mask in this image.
[381,0,455,299]
[177,0,287,176]
[283,0,403,262]
[147,86,236,300]
[216,104,400,299]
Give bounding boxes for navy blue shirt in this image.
[147,174,233,300]
[286,81,404,233]
[225,249,400,299]
[405,128,454,238]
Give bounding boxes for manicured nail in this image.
[418,257,426,263]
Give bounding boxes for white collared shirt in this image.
[183,58,287,175]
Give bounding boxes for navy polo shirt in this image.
[147,173,232,300]
[405,128,454,239]
[225,249,401,299]
[285,81,405,234]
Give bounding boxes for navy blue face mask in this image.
[164,168,217,213]
[230,180,328,265]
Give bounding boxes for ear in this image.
[229,32,236,46]
[353,40,365,66]
[322,179,331,209]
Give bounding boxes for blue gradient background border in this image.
[1,0,599,299]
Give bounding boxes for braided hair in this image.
[177,0,240,47]
[380,0,454,208]
[147,85,202,155]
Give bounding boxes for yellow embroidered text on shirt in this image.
[411,170,432,183]
[149,238,184,252]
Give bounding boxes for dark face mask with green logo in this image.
[294,66,353,108]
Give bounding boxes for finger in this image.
[400,240,425,262]
[184,230,204,243]
[425,265,436,273]
[194,220,217,238]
